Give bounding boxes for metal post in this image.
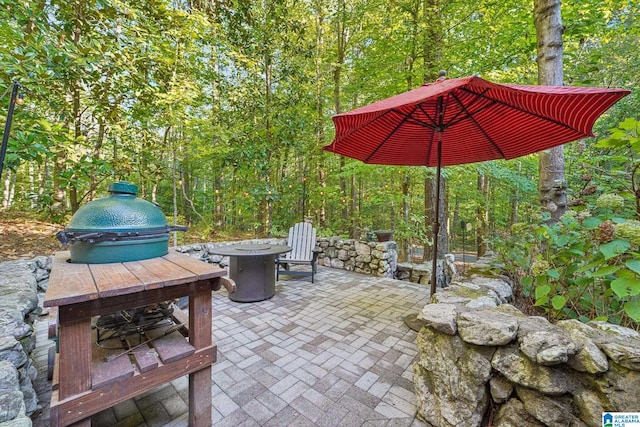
[0,81,20,181]
[430,138,442,297]
[430,96,445,298]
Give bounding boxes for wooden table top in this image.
[44,250,226,308]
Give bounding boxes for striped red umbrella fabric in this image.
[323,75,630,296]
[323,75,630,167]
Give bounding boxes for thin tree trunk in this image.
[422,0,446,262]
[334,0,348,231]
[350,173,357,238]
[314,1,327,228]
[511,162,521,225]
[402,173,410,261]
[535,0,567,221]
[477,173,490,256]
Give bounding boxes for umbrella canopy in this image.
[324,75,630,296]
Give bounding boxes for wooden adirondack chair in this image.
[276,222,319,283]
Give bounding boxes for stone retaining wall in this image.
[175,237,399,279]
[414,263,640,427]
[0,257,51,426]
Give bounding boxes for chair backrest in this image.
[286,222,317,261]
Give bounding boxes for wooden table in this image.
[44,250,227,427]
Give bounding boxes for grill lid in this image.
[57,181,187,244]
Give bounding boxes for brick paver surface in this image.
[32,267,430,426]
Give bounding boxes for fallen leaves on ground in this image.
[0,214,64,262]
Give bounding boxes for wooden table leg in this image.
[188,282,213,426]
[56,311,92,426]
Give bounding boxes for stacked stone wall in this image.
[175,237,399,279]
[414,266,640,427]
[0,257,51,426]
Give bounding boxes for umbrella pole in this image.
[430,137,443,297]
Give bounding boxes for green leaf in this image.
[547,269,560,279]
[611,278,640,298]
[625,259,640,276]
[592,265,621,277]
[535,284,551,300]
[534,295,549,307]
[600,240,631,260]
[581,217,602,229]
[577,259,605,273]
[623,301,640,322]
[619,118,638,131]
[521,276,533,287]
[551,295,567,310]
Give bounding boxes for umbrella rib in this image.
[364,105,420,162]
[451,93,506,158]
[459,87,585,134]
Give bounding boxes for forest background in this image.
[1,1,639,325]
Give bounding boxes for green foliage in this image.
[0,0,638,250]
[492,119,640,329]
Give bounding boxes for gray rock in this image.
[0,361,19,394]
[354,242,371,256]
[470,276,513,302]
[572,380,610,427]
[518,317,578,365]
[493,398,546,427]
[0,391,26,423]
[598,361,640,411]
[0,314,32,342]
[414,327,494,427]
[0,417,31,427]
[588,321,640,339]
[599,341,640,371]
[18,373,37,416]
[465,296,499,310]
[433,291,471,305]
[557,320,608,373]
[492,344,572,395]
[489,375,513,403]
[492,304,526,317]
[516,386,585,427]
[0,337,27,369]
[457,310,519,346]
[418,304,458,335]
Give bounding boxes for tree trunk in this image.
[350,174,357,238]
[534,0,567,221]
[401,173,410,261]
[334,0,348,232]
[314,2,327,227]
[421,0,446,262]
[511,161,521,225]
[477,173,490,256]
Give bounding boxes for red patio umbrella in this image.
[323,74,630,296]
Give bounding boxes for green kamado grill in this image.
[56,181,187,263]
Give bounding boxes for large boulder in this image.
[414,327,494,427]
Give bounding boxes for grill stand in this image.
[44,251,227,426]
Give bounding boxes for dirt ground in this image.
[0,213,65,262]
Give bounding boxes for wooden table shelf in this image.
[44,250,227,427]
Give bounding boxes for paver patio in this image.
[32,266,430,426]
